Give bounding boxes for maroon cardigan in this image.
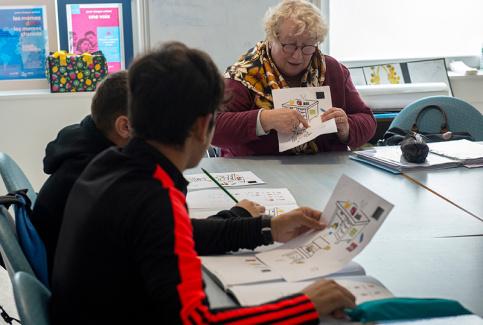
[213,55,376,157]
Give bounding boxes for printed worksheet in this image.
[185,171,265,190]
[189,204,299,219]
[229,275,394,306]
[256,174,394,282]
[186,188,296,211]
[202,250,365,290]
[272,86,337,152]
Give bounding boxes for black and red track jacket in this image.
[51,137,319,324]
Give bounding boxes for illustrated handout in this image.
[256,174,394,282]
[189,204,299,219]
[272,86,337,152]
[185,171,265,190]
[229,275,394,307]
[186,188,296,211]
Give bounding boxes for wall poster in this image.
[0,5,49,81]
[65,3,124,73]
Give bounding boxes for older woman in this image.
[212,0,376,156]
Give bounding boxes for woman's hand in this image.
[260,108,309,134]
[321,108,350,143]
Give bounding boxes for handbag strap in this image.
[410,105,449,134]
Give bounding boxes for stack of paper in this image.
[427,140,483,168]
[351,146,461,173]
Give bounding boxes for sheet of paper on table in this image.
[185,171,265,190]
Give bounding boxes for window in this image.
[328,0,483,65]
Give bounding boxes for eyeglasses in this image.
[277,36,318,55]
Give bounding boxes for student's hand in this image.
[321,107,350,143]
[301,278,356,318]
[260,107,309,134]
[234,199,265,217]
[270,207,325,242]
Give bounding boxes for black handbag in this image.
[382,105,475,146]
[400,131,429,163]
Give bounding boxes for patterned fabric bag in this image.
[45,50,108,93]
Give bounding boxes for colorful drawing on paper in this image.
[282,96,320,122]
[328,201,370,244]
[273,86,337,152]
[282,236,331,264]
[255,174,394,282]
[365,64,403,85]
[186,171,264,190]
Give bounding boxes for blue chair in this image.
[12,271,51,325]
[387,96,483,141]
[0,206,35,280]
[0,152,37,207]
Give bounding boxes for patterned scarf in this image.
[224,40,327,154]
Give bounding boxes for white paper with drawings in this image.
[272,86,337,152]
[256,174,394,282]
[201,251,365,290]
[185,171,265,190]
[189,204,299,219]
[186,188,296,211]
[229,275,394,307]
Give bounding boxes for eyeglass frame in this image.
[276,36,319,55]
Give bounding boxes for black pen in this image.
[201,168,239,203]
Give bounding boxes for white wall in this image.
[0,90,92,194]
[1,74,482,196]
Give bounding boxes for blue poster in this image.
[0,6,48,80]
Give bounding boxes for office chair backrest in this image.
[0,207,35,280]
[13,271,51,325]
[206,145,219,158]
[387,96,483,141]
[0,152,37,207]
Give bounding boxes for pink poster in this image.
[67,5,124,73]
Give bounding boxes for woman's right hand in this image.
[300,278,356,318]
[260,108,309,134]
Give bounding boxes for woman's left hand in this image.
[321,108,350,143]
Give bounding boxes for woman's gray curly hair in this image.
[264,0,328,44]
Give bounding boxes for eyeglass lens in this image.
[282,44,317,55]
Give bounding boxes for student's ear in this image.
[192,114,214,145]
[114,116,130,138]
[113,115,131,146]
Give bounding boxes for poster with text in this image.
[0,6,48,80]
[66,4,124,73]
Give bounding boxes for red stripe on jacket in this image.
[153,165,206,323]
